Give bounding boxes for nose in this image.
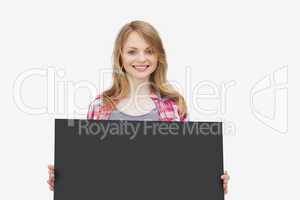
[137,52,146,62]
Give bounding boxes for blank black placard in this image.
[54,119,224,200]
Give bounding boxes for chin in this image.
[130,74,152,80]
[126,66,156,81]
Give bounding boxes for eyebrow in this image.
[125,46,152,50]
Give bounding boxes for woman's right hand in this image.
[47,165,55,191]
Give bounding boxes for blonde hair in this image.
[102,20,187,118]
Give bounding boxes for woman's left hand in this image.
[220,170,230,194]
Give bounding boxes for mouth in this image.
[132,65,150,72]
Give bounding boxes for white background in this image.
[0,0,299,199]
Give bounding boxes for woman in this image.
[47,20,230,194]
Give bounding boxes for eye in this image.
[127,50,136,55]
[145,49,154,54]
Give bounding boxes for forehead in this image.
[123,31,151,49]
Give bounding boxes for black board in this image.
[54,119,224,200]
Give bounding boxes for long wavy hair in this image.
[101,20,187,118]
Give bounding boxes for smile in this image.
[132,65,150,72]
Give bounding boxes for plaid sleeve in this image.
[87,95,103,120]
[169,99,189,122]
[180,112,189,122]
[178,107,188,122]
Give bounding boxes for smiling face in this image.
[121,31,158,82]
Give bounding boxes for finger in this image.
[225,173,230,180]
[48,177,55,183]
[47,180,54,189]
[224,172,230,179]
[223,184,228,194]
[224,188,228,194]
[48,165,54,170]
[48,174,55,182]
[223,179,228,184]
[48,170,54,176]
[221,174,230,181]
[221,175,229,183]
[223,171,229,177]
[48,177,54,183]
[48,168,55,173]
[49,180,55,188]
[49,177,55,183]
[47,179,54,185]
[49,172,55,178]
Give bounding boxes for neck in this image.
[126,76,152,99]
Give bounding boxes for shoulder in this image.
[90,94,104,110]
[87,95,105,119]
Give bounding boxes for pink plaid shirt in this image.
[87,93,188,122]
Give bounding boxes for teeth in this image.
[133,65,148,68]
[132,65,149,72]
